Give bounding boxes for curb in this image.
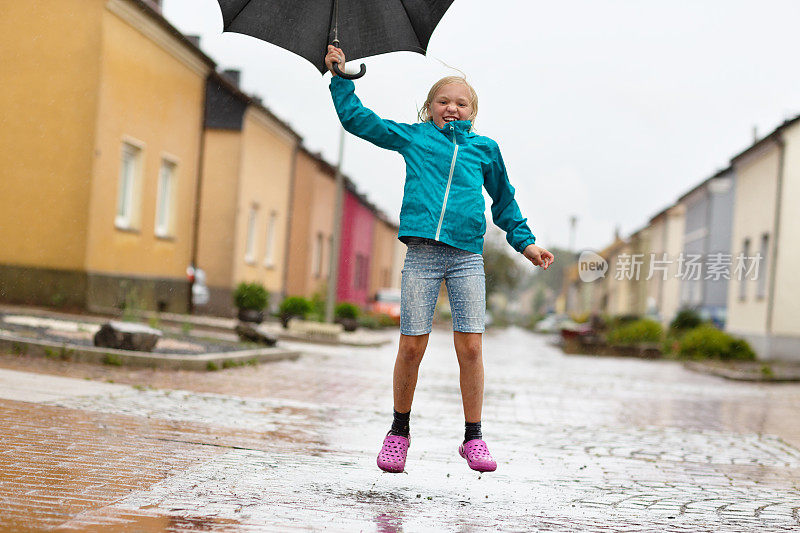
[0,304,394,348]
[0,333,300,371]
[683,361,800,382]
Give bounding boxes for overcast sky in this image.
[163,0,800,252]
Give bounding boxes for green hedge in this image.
[233,282,269,310]
[678,325,755,361]
[334,302,360,320]
[606,319,663,345]
[670,309,703,332]
[279,296,312,318]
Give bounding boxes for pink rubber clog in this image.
[458,439,497,472]
[377,434,409,473]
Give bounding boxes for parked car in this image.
[371,288,401,321]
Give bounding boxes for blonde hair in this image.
[418,76,479,126]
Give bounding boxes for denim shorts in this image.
[400,237,486,335]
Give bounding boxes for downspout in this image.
[189,77,209,314]
[281,142,300,305]
[765,136,786,358]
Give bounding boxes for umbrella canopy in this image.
[214,0,455,78]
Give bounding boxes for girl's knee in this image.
[455,334,482,362]
[398,335,427,365]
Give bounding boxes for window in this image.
[155,159,176,237]
[313,232,324,277]
[756,233,769,299]
[263,211,277,267]
[353,253,369,290]
[739,238,750,301]
[245,205,258,264]
[116,142,141,229]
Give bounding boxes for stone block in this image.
[93,321,161,352]
[234,323,278,347]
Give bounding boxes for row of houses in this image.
[0,0,403,317]
[560,115,800,360]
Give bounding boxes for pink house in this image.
[337,183,376,307]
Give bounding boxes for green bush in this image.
[335,302,360,320]
[678,325,756,361]
[670,309,703,332]
[606,319,663,345]
[279,296,313,318]
[233,282,269,311]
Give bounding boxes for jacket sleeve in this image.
[483,142,537,253]
[329,76,414,153]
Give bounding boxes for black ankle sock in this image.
[389,409,410,438]
[464,421,482,443]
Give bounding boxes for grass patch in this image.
[103,353,123,366]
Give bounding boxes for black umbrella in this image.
[214,0,455,79]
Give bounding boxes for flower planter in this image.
[237,308,264,324]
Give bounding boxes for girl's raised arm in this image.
[329,77,416,153]
[325,47,414,153]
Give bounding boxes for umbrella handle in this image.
[332,61,366,80]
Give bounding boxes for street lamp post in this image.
[325,127,346,323]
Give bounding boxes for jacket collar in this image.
[429,120,474,141]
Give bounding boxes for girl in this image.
[325,46,554,473]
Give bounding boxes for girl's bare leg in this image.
[453,331,483,423]
[393,333,430,412]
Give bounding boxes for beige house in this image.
[197,72,300,316]
[284,148,337,300]
[391,240,406,290]
[645,204,686,326]
[369,216,400,298]
[727,116,800,360]
[625,227,652,316]
[596,235,632,317]
[0,0,213,312]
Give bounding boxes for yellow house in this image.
[0,0,213,312]
[197,72,300,316]
[284,148,337,300]
[727,116,800,360]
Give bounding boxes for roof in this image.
[129,0,216,69]
[207,71,302,141]
[730,114,800,164]
[675,165,733,204]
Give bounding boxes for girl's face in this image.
[429,83,474,128]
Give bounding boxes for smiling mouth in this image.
[443,116,458,122]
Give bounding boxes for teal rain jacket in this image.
[330,76,536,255]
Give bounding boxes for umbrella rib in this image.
[397,0,425,51]
[225,0,256,31]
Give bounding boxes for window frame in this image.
[263,210,278,268]
[115,138,145,231]
[245,204,259,264]
[154,155,178,239]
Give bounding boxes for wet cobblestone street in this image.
[2,327,800,531]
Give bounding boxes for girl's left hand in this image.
[523,244,555,270]
[325,45,345,75]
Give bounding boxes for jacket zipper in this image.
[435,124,458,240]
